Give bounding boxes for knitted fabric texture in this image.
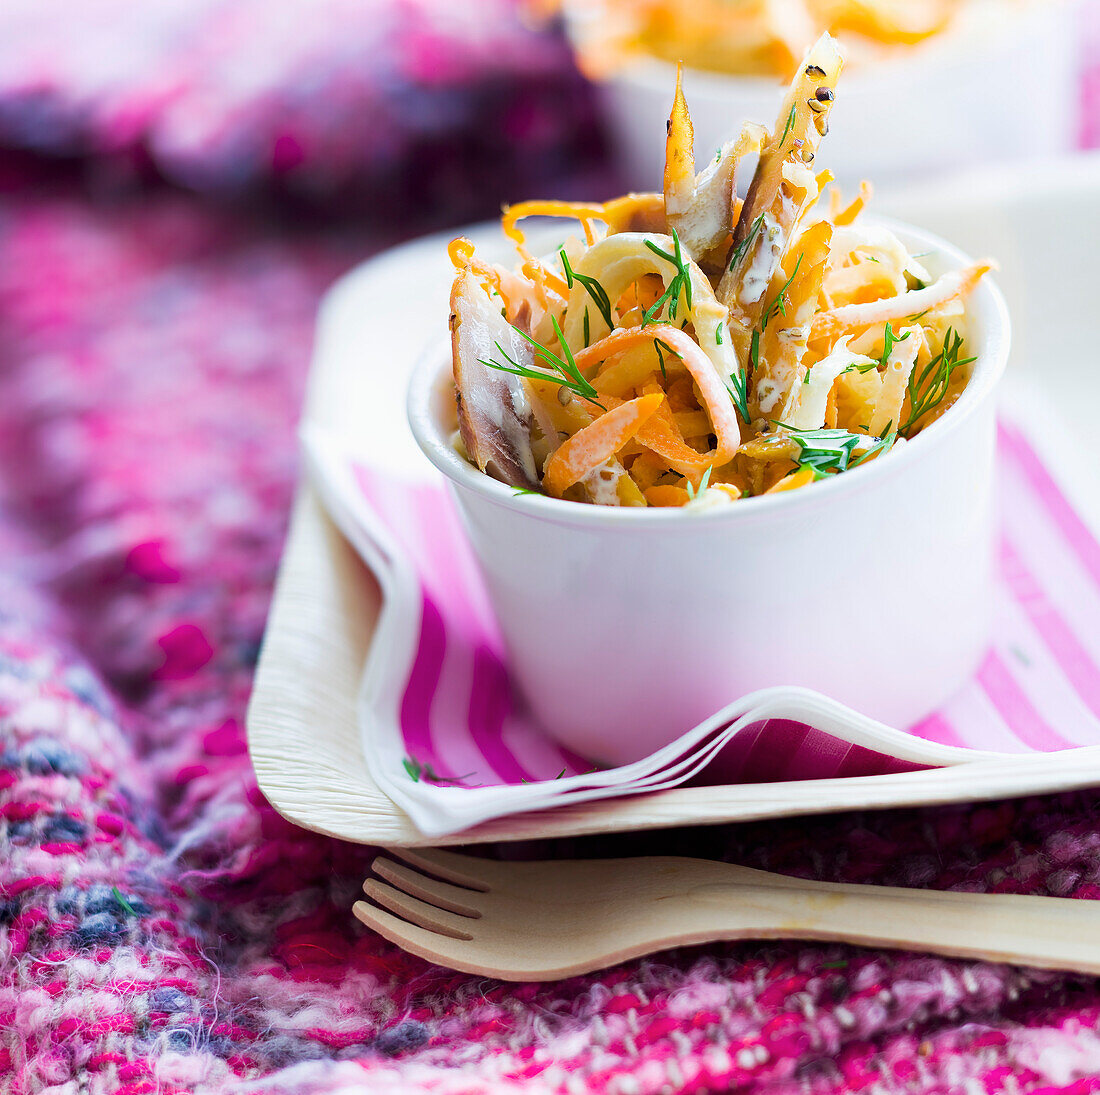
[3,3,1100,1094]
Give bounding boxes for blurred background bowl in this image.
[565,0,1080,194]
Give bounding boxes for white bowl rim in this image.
[407,216,1010,530]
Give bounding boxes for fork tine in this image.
[390,847,494,891]
[364,880,475,940]
[353,901,488,976]
[371,857,483,917]
[356,897,606,982]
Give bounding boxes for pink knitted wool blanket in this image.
[3,3,1100,1093]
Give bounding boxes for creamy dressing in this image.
[756,378,783,414]
[581,462,623,506]
[739,215,783,307]
[508,382,530,420]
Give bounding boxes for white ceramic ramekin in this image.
[408,221,1010,766]
[566,1,1078,193]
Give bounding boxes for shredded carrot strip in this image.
[644,485,690,507]
[521,259,569,301]
[811,262,992,343]
[663,374,697,411]
[501,202,604,305]
[614,274,664,321]
[627,450,667,491]
[765,467,816,494]
[574,325,741,463]
[833,181,873,227]
[600,192,666,234]
[502,200,607,249]
[543,394,665,498]
[448,237,475,269]
[636,387,712,480]
[663,62,695,217]
[448,236,504,297]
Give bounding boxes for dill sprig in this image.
[772,421,899,478]
[521,767,571,785]
[779,104,797,146]
[851,427,898,467]
[877,321,910,369]
[403,755,476,785]
[642,229,693,325]
[900,328,976,435]
[728,363,751,425]
[684,465,714,501]
[772,423,874,477]
[560,248,614,331]
[729,213,765,272]
[112,887,137,916]
[761,253,804,330]
[726,329,759,424]
[787,428,860,477]
[653,337,680,380]
[843,359,880,376]
[838,323,912,382]
[480,316,605,410]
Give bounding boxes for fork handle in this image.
[690,874,1100,973]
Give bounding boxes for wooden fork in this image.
[354,847,1100,981]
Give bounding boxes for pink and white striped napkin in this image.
[303,418,1100,836]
